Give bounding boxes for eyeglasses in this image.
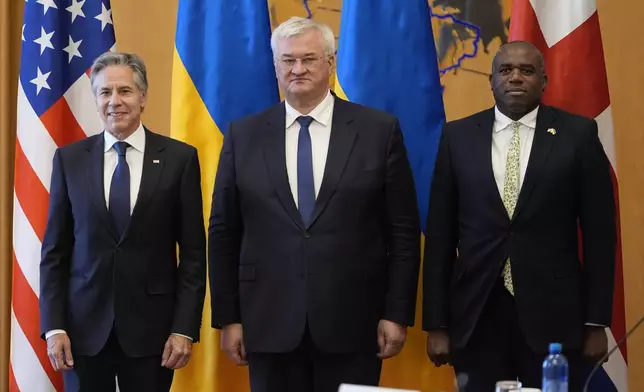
[277,56,325,69]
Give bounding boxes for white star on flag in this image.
[36,0,58,15]
[63,35,83,63]
[66,0,86,23]
[33,27,55,55]
[95,3,113,31]
[30,67,52,95]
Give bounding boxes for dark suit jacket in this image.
[209,97,421,354]
[422,105,616,353]
[39,129,206,357]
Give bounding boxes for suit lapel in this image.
[476,108,508,219]
[120,129,165,243]
[514,105,557,220]
[262,104,305,230]
[307,99,357,229]
[87,134,119,241]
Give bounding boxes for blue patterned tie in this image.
[297,116,315,226]
[109,141,131,237]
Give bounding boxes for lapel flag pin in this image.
[153,159,160,163]
[547,128,556,135]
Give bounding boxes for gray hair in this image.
[89,52,148,96]
[271,17,336,59]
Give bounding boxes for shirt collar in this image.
[493,105,539,133]
[285,90,334,128]
[104,123,145,153]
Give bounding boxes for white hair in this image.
[271,17,336,59]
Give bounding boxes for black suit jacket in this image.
[209,97,421,354]
[39,129,206,357]
[422,105,616,353]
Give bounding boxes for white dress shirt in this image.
[491,106,538,197]
[46,124,193,340]
[103,123,146,212]
[285,91,334,206]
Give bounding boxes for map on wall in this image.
[268,0,513,120]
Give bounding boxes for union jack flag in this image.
[11,1,115,390]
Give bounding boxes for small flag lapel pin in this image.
[547,128,556,135]
[153,159,160,163]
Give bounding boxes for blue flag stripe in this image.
[337,0,445,233]
[174,0,279,134]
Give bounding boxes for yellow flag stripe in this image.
[170,48,250,392]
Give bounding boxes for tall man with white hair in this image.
[209,17,421,391]
[39,52,206,391]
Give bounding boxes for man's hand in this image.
[583,326,608,363]
[427,329,450,367]
[47,333,74,371]
[221,323,247,366]
[161,334,193,369]
[377,320,406,359]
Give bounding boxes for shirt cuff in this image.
[45,329,67,339]
[585,323,607,327]
[172,333,193,341]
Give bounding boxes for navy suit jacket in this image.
[209,98,421,354]
[39,129,206,357]
[422,105,616,353]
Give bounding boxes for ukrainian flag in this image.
[170,1,279,391]
[336,1,451,391]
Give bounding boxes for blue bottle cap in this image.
[549,343,562,353]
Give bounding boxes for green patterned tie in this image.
[502,121,521,295]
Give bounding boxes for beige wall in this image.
[597,0,644,389]
[111,0,644,390]
[112,0,179,136]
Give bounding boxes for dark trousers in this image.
[247,324,382,392]
[452,281,584,392]
[63,331,173,392]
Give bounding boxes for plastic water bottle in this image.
[542,342,569,392]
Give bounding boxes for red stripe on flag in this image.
[11,252,64,391]
[40,98,87,147]
[509,0,550,53]
[9,363,20,392]
[509,6,610,119]
[542,13,610,119]
[14,139,50,241]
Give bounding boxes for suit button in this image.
[304,232,311,239]
[116,247,122,253]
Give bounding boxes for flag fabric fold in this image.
[336,1,451,390]
[337,0,446,234]
[170,1,279,391]
[510,1,627,391]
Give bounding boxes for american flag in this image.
[10,1,115,391]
